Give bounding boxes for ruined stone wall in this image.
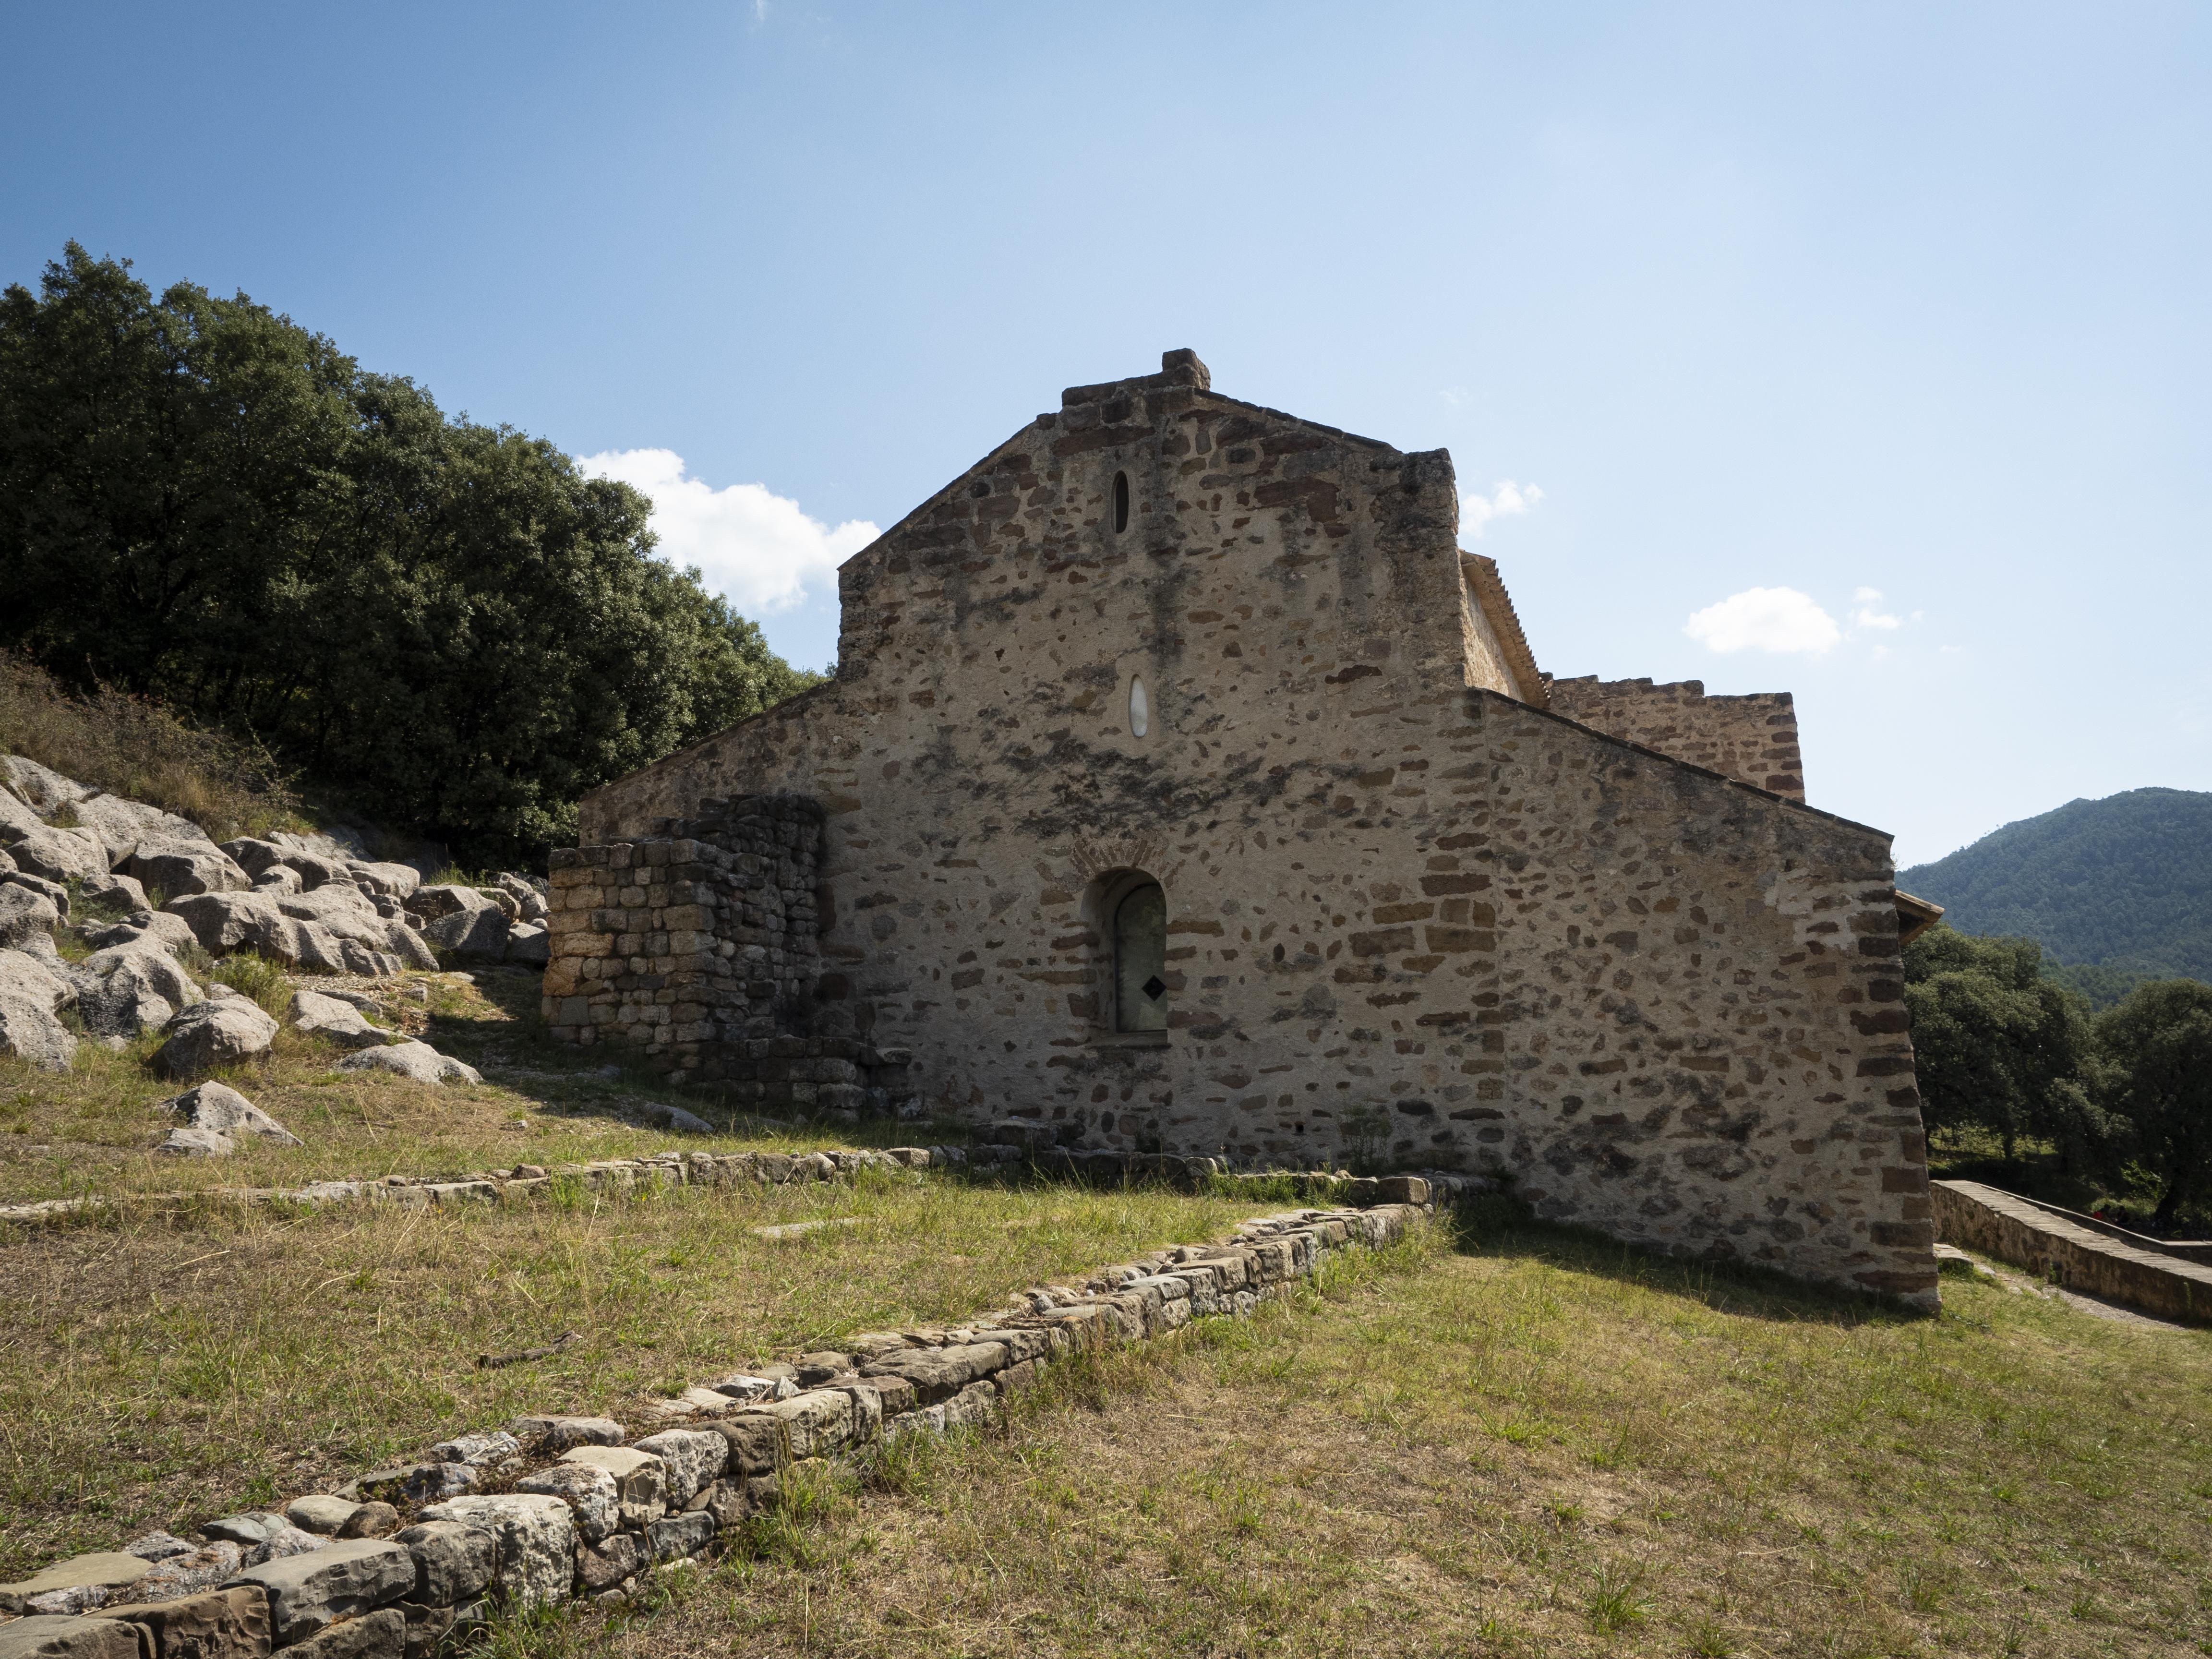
[1544,676,1805,801]
[1467,697,1935,1304]
[540,797,913,1116]
[576,353,1931,1304]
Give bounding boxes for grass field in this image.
[0,1169,1269,1579]
[554,1203,2212,1659]
[0,966,950,1205]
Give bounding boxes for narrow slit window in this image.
[1112,470,1130,533]
[1113,881,1168,1032]
[1128,675,1149,737]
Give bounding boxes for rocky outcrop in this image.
[127,837,252,899]
[163,892,434,978]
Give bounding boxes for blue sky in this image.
[6,2,2207,866]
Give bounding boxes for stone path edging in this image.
[0,1190,1442,1659]
[1933,1178,2212,1325]
[0,1145,938,1229]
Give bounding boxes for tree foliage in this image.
[0,244,817,865]
[2095,979,2212,1226]
[1902,926,2110,1167]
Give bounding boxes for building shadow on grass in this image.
[1443,1191,1935,1329]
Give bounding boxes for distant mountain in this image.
[1898,788,2212,995]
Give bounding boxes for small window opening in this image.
[1128,675,1150,737]
[1111,470,1130,533]
[1113,880,1168,1033]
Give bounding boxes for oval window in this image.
[1112,470,1130,533]
[1128,675,1149,737]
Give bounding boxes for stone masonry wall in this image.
[572,352,1932,1306]
[541,796,914,1116]
[1544,676,1805,802]
[1470,697,1936,1303]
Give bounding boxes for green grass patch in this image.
[590,1208,2212,1657]
[0,1171,1263,1578]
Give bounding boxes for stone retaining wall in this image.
[0,1190,1441,1659]
[1933,1179,2212,1323]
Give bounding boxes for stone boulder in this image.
[69,794,206,870]
[153,998,279,1078]
[252,865,304,895]
[494,873,549,922]
[0,948,73,1014]
[128,836,251,898]
[403,885,493,926]
[349,860,421,900]
[0,990,74,1072]
[77,870,150,914]
[156,1080,300,1154]
[504,923,549,965]
[82,910,197,955]
[163,891,433,977]
[291,989,393,1049]
[1,870,68,918]
[0,793,107,883]
[1,757,84,815]
[73,942,200,1038]
[0,883,59,951]
[334,1041,480,1086]
[218,837,289,880]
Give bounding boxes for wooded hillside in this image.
[1899,786,2212,993]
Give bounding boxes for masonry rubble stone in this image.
[0,1555,156,1616]
[562,349,1941,1311]
[221,1541,413,1647]
[115,1543,244,1607]
[388,1525,492,1610]
[0,1618,147,1659]
[269,1609,401,1659]
[99,1586,271,1659]
[411,1495,572,1611]
[282,1499,361,1538]
[513,1464,619,1545]
[629,1430,725,1507]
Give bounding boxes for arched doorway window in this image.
[1112,879,1168,1032]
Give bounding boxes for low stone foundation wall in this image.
[0,1193,1436,1659]
[1932,1179,2212,1323]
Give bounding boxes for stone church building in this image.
[554,350,1941,1308]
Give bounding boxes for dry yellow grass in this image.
[0,651,301,844]
[579,1206,2212,1659]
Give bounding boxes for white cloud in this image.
[1683,587,1842,655]
[575,448,879,614]
[1851,586,1902,630]
[1462,479,1542,539]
